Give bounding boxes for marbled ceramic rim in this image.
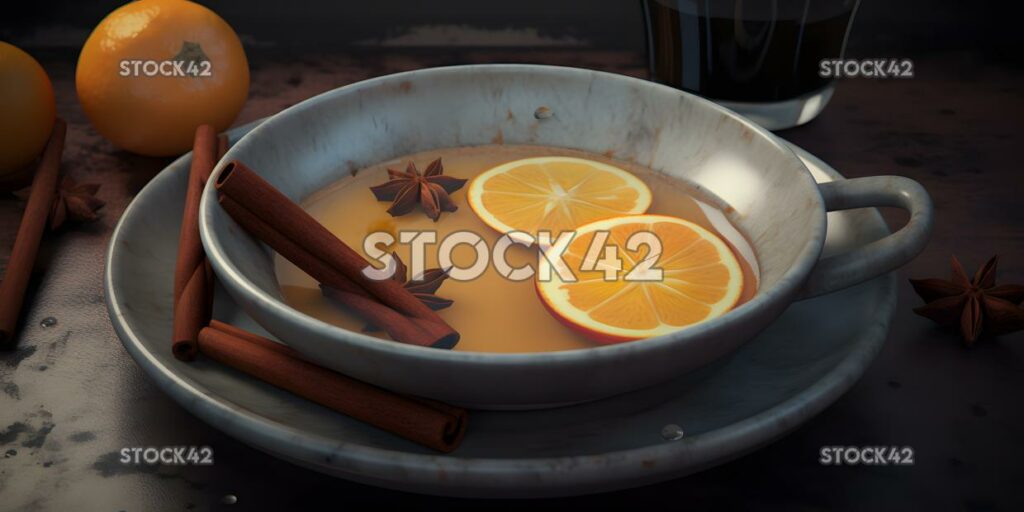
[197,65,827,367]
[106,132,895,496]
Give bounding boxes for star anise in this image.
[15,176,105,231]
[910,255,1024,345]
[369,158,466,221]
[362,253,453,331]
[49,176,105,230]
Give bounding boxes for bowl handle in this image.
[797,176,933,299]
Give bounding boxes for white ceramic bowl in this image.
[199,65,931,408]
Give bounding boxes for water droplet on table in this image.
[221,494,237,505]
[39,317,57,328]
[661,424,685,441]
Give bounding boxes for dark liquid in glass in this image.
[644,0,858,102]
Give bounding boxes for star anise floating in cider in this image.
[369,158,466,221]
[364,253,453,332]
[910,255,1024,345]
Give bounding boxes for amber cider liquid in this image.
[276,145,758,353]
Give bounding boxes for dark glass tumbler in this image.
[643,0,860,129]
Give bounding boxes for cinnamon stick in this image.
[208,319,466,418]
[0,119,66,348]
[198,323,467,452]
[172,125,218,360]
[215,161,458,349]
[201,136,227,340]
[214,134,228,178]
[210,319,297,357]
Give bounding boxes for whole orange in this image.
[0,41,56,175]
[76,0,249,156]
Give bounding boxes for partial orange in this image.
[76,0,249,156]
[0,42,55,175]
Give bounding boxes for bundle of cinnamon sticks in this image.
[172,127,466,452]
[214,161,460,349]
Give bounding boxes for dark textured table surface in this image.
[1,44,1023,510]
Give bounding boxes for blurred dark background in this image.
[2,0,1020,64]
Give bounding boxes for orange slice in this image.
[467,157,652,243]
[536,215,743,344]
